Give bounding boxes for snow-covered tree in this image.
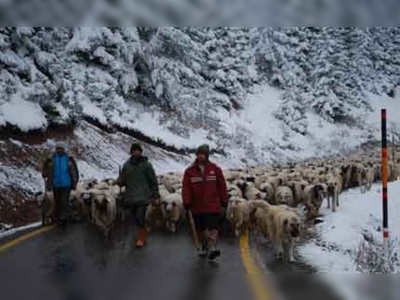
[1,27,400,156]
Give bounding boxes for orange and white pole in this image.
[381,109,389,262]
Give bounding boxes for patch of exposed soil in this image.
[0,187,41,227]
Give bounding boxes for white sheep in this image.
[158,185,171,200]
[93,181,111,190]
[224,170,243,182]
[275,186,295,207]
[160,193,184,233]
[240,182,265,201]
[90,189,118,237]
[258,181,275,204]
[357,166,374,193]
[302,184,326,219]
[69,185,86,221]
[161,175,182,193]
[226,197,249,237]
[228,184,243,199]
[35,191,55,225]
[269,174,288,190]
[326,175,340,212]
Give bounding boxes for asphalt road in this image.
[251,236,344,300]
[0,221,352,300]
[0,223,255,300]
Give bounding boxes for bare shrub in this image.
[355,232,399,274]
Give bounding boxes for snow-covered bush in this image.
[355,233,399,274]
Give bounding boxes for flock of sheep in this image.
[36,146,400,261]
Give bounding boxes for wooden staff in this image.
[187,210,200,250]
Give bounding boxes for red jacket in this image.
[182,160,228,214]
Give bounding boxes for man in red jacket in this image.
[182,144,228,260]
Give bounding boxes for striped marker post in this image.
[381,109,389,263]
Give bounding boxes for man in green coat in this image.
[118,142,160,248]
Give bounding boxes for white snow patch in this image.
[9,139,23,147]
[54,103,70,121]
[0,96,47,131]
[132,111,213,149]
[111,108,216,150]
[76,159,116,181]
[362,91,400,139]
[81,100,108,125]
[0,222,42,239]
[241,85,284,144]
[221,85,368,163]
[152,156,189,174]
[299,181,400,298]
[0,163,44,194]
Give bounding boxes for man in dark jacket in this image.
[118,142,160,248]
[42,142,79,226]
[182,144,228,260]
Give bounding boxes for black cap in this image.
[196,144,210,157]
[130,142,143,153]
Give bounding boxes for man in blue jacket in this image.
[42,142,79,226]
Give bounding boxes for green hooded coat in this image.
[118,156,159,205]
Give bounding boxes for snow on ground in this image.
[234,85,400,165]
[362,90,400,139]
[0,95,47,131]
[9,139,23,147]
[0,163,44,194]
[212,85,369,164]
[299,181,400,299]
[1,83,400,166]
[0,222,42,238]
[81,100,108,125]
[76,159,116,181]
[242,85,284,145]
[128,110,216,150]
[74,121,193,176]
[103,99,218,151]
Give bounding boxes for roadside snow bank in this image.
[299,181,400,298]
[0,222,42,239]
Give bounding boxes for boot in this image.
[208,245,221,260]
[207,230,221,260]
[135,228,148,248]
[197,240,209,258]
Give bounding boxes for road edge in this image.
[0,225,55,254]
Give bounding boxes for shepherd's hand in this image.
[183,203,192,211]
[150,197,161,205]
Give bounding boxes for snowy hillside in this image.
[1,28,400,159]
[1,27,400,227]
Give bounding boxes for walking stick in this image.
[117,165,124,223]
[187,210,201,250]
[41,177,48,226]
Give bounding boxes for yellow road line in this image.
[240,233,271,300]
[0,225,56,254]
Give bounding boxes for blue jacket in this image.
[52,153,72,188]
[42,153,79,190]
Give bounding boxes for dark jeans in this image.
[126,203,148,229]
[53,188,71,223]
